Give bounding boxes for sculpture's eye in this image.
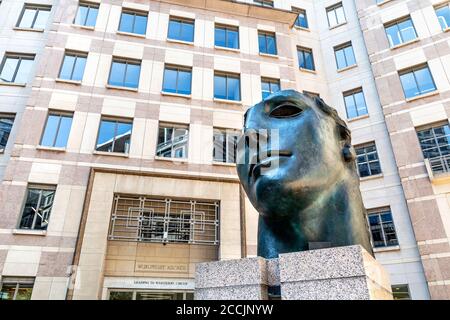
[269,103,303,118]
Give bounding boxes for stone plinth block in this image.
[195,257,268,300]
[279,245,393,300]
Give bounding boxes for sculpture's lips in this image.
[249,150,293,180]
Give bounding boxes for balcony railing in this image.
[426,154,450,175]
[108,195,220,245]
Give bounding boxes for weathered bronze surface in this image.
[237,90,373,259]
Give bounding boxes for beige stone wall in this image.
[105,241,217,278]
[356,0,450,299]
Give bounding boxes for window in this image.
[215,24,239,49]
[258,31,277,55]
[74,2,99,27]
[385,17,417,47]
[168,17,195,42]
[0,53,34,84]
[16,4,51,30]
[334,42,356,70]
[0,277,34,300]
[109,195,219,245]
[108,58,141,88]
[392,285,411,300]
[367,208,399,248]
[162,65,192,95]
[58,52,87,81]
[118,10,147,35]
[156,124,189,158]
[293,7,308,29]
[261,78,280,100]
[297,47,315,71]
[417,124,450,174]
[355,142,382,178]
[344,88,368,119]
[436,4,450,31]
[214,73,241,101]
[327,3,346,28]
[213,129,240,163]
[0,115,14,152]
[19,185,56,230]
[254,0,274,7]
[40,112,73,148]
[96,118,132,154]
[399,65,436,99]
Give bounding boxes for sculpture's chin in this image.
[250,178,296,219]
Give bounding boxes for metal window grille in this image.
[108,195,219,245]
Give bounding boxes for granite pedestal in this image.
[195,245,393,300]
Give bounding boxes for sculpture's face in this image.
[237,90,348,219]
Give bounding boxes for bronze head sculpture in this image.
[237,90,373,259]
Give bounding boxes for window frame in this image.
[95,117,133,154]
[334,42,357,70]
[343,88,368,119]
[16,4,52,30]
[167,16,195,43]
[384,16,418,48]
[355,142,382,178]
[435,3,450,31]
[0,114,15,153]
[214,24,240,49]
[297,46,315,71]
[261,77,281,100]
[213,72,241,101]
[258,31,277,55]
[118,9,148,35]
[254,0,274,7]
[73,1,99,27]
[416,122,450,174]
[156,123,190,159]
[213,128,240,163]
[367,207,399,248]
[399,64,437,99]
[0,53,35,84]
[39,111,74,148]
[0,277,35,300]
[162,65,193,95]
[107,57,141,89]
[326,2,346,28]
[392,284,411,300]
[58,51,88,81]
[18,184,56,231]
[292,7,308,29]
